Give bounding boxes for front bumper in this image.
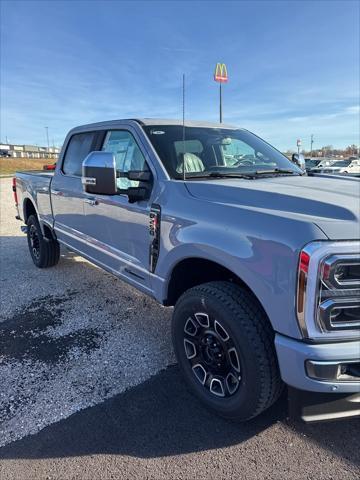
[275,334,360,421]
[275,334,360,393]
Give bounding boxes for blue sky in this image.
[1,0,359,151]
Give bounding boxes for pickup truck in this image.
[14,119,360,422]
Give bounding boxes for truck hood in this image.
[185,175,360,240]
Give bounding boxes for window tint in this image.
[220,138,256,167]
[102,130,149,190]
[143,125,298,178]
[174,139,203,155]
[62,132,97,176]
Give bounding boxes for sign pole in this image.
[219,83,222,123]
[214,63,228,124]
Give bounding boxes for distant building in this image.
[0,143,60,159]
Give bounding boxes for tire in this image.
[27,215,60,268]
[172,281,283,421]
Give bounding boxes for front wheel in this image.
[172,281,283,421]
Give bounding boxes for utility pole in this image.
[310,134,314,157]
[45,126,50,151]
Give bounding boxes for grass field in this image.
[0,157,56,176]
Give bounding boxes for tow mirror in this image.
[126,170,152,182]
[117,170,153,203]
[82,151,117,195]
[292,153,306,171]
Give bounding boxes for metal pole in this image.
[182,74,186,181]
[310,134,314,157]
[45,127,50,151]
[219,83,223,123]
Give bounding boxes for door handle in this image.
[84,198,98,206]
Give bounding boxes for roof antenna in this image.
[182,73,186,181]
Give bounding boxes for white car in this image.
[339,159,360,174]
[310,159,348,174]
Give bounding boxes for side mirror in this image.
[82,151,117,195]
[292,153,306,170]
[126,170,152,182]
[126,187,149,203]
[117,170,153,203]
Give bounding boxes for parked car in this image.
[14,119,360,422]
[43,163,56,171]
[339,159,360,174]
[309,158,348,174]
[0,149,11,157]
[305,158,320,172]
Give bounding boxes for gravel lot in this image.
[0,177,359,479]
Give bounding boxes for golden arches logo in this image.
[214,63,228,83]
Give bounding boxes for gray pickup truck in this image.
[14,119,360,422]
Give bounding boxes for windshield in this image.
[331,160,351,167]
[143,125,301,179]
[306,159,319,167]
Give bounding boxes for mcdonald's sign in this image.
[214,63,228,83]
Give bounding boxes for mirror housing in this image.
[292,153,306,171]
[82,151,117,195]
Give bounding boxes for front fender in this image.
[155,210,327,339]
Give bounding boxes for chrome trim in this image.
[194,313,210,328]
[319,298,360,331]
[81,177,96,186]
[209,378,225,397]
[321,254,360,289]
[184,339,197,359]
[192,364,207,385]
[84,198,98,206]
[297,241,360,341]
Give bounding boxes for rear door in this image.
[51,130,104,254]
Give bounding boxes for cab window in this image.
[102,130,149,190]
[62,132,97,176]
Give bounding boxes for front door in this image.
[82,128,154,293]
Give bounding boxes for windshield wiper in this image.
[253,168,301,176]
[185,172,255,180]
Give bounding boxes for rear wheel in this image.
[27,215,60,268]
[172,281,283,421]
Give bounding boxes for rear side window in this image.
[62,132,97,176]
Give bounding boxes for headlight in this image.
[296,242,360,340]
[317,254,360,331]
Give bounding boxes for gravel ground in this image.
[0,177,359,479]
[0,178,174,447]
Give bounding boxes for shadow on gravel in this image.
[0,365,358,464]
[0,292,101,364]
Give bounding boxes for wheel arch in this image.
[23,197,38,224]
[164,256,271,324]
[23,197,54,240]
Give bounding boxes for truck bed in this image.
[16,170,55,178]
[15,170,54,227]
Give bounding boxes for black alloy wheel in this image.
[183,312,241,397]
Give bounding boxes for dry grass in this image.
[0,158,56,176]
